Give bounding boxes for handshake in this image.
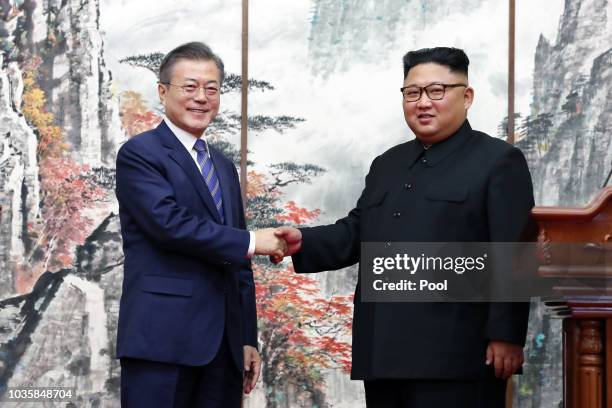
[253,226,303,263]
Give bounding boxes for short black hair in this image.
[159,41,225,85]
[402,47,469,79]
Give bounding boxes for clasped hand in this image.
[253,227,302,262]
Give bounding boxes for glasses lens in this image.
[181,85,197,95]
[426,85,445,100]
[205,87,219,97]
[403,87,421,102]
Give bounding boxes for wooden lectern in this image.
[533,186,612,408]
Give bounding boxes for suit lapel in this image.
[156,121,223,224]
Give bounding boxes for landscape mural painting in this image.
[0,0,609,407]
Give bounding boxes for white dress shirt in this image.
[163,116,256,258]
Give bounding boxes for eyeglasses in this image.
[161,82,220,98]
[400,83,467,102]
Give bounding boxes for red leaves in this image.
[245,166,355,389]
[276,201,321,225]
[37,157,106,266]
[314,336,352,373]
[119,91,162,137]
[17,156,107,291]
[17,65,108,292]
[246,171,272,199]
[254,262,353,380]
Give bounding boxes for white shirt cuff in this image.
[247,231,256,258]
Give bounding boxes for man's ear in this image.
[158,83,167,105]
[464,86,474,110]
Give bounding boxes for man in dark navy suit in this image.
[274,47,535,407]
[115,42,285,408]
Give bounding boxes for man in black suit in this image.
[274,47,534,407]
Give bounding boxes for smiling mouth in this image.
[417,114,435,119]
[188,108,209,114]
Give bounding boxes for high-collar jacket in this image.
[293,120,535,380]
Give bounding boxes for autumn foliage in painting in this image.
[21,59,68,160]
[255,260,352,372]
[246,171,352,407]
[276,201,321,225]
[119,91,161,136]
[18,57,106,291]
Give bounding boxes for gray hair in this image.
[159,41,225,85]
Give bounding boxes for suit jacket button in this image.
[421,158,427,164]
[393,211,401,218]
[223,261,232,266]
[404,183,412,189]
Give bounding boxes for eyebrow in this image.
[404,81,445,87]
[182,77,220,85]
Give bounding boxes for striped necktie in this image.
[193,139,225,223]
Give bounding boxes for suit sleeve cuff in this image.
[247,231,256,258]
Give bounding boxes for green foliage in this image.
[118,53,275,93]
[518,113,554,158]
[118,52,164,76]
[208,137,253,168]
[269,162,326,187]
[245,195,284,230]
[222,73,274,93]
[209,113,306,136]
[248,114,306,133]
[496,113,522,140]
[207,114,241,136]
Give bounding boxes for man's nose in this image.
[193,88,210,102]
[416,95,433,108]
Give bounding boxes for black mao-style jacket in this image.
[292,120,534,380]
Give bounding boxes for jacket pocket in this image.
[141,275,193,297]
[425,186,468,203]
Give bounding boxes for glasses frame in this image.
[400,83,467,102]
[160,82,221,98]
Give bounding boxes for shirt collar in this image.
[407,120,473,168]
[163,115,208,153]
